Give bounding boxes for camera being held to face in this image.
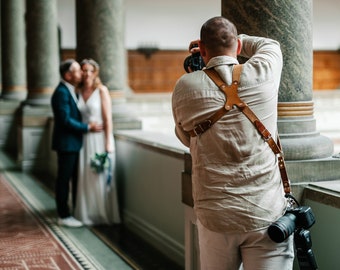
[183,44,205,73]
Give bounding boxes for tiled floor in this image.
[0,150,183,270]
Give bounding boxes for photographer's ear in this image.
[236,38,242,55]
[198,40,206,57]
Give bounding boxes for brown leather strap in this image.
[188,65,243,137]
[276,136,291,194]
[189,65,291,195]
[188,107,226,137]
[206,65,245,112]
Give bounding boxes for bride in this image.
[74,58,121,225]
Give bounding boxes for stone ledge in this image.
[286,158,340,183]
[304,180,340,209]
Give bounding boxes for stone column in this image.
[222,0,333,161]
[17,0,59,170]
[0,1,2,95]
[75,0,128,98]
[1,0,27,101]
[75,0,141,130]
[0,0,27,152]
[25,0,59,105]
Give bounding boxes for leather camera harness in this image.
[188,65,291,196]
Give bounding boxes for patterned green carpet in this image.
[0,150,133,270]
[0,149,182,270]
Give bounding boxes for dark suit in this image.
[51,81,88,218]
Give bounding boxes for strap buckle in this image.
[264,134,272,142]
[193,120,212,136]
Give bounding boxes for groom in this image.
[51,59,102,227]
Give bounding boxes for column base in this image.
[0,100,22,153]
[1,87,27,101]
[112,94,142,131]
[278,101,334,160]
[280,132,333,160]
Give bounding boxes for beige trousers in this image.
[197,220,294,270]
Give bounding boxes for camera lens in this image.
[268,213,296,243]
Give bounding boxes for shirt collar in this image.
[61,79,78,104]
[205,55,239,69]
[61,79,75,92]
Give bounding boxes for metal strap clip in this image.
[193,120,212,136]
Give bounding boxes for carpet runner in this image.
[0,174,86,269]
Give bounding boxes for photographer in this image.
[172,16,294,269]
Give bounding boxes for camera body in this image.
[183,44,205,73]
[268,206,315,243]
[269,205,318,269]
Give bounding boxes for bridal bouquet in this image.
[90,152,109,173]
[90,152,112,186]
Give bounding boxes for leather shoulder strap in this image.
[201,65,292,195]
[205,65,245,111]
[188,65,243,137]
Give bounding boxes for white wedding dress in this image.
[74,88,121,225]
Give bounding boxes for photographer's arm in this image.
[172,95,191,147]
[238,34,283,68]
[174,125,190,147]
[238,34,283,92]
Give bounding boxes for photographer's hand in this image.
[189,40,200,53]
[185,39,203,73]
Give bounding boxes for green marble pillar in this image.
[76,0,128,100]
[0,2,2,96]
[25,0,59,105]
[222,0,333,160]
[75,0,141,130]
[1,0,27,101]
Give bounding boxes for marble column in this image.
[0,1,2,95]
[0,0,27,152]
[1,0,27,101]
[75,0,141,130]
[75,0,128,99]
[25,0,59,105]
[16,0,59,170]
[222,0,333,161]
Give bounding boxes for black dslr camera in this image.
[268,206,315,243]
[183,44,205,73]
[268,206,318,270]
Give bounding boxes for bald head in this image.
[200,16,238,57]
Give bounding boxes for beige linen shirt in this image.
[172,35,286,233]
